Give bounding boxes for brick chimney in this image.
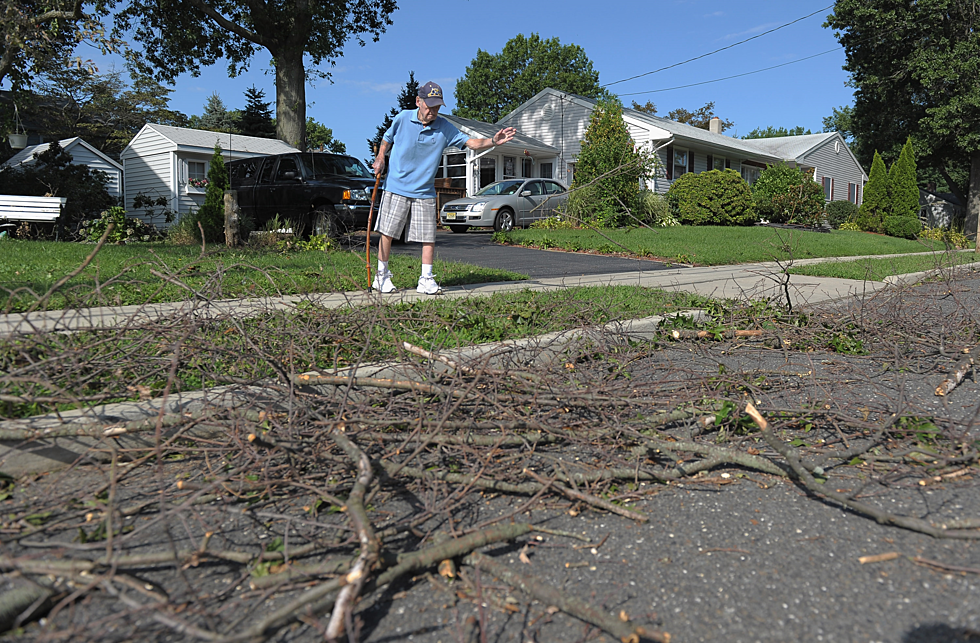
[709,117,722,134]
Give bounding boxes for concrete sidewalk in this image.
[2,251,967,337]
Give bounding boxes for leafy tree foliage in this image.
[742,125,812,140]
[666,102,734,132]
[306,117,345,153]
[666,169,756,226]
[367,71,417,159]
[630,100,657,115]
[888,137,919,220]
[23,61,187,157]
[454,33,606,123]
[567,98,648,228]
[106,0,396,150]
[821,105,855,144]
[826,0,980,238]
[752,164,825,225]
[190,92,239,134]
[856,151,888,233]
[0,0,119,90]
[0,140,114,234]
[238,85,274,138]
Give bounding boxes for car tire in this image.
[448,224,469,234]
[493,208,515,232]
[310,206,339,239]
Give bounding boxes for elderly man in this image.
[372,80,516,294]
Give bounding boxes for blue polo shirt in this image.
[383,109,470,199]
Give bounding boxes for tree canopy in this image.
[104,0,396,149]
[306,117,345,154]
[238,85,275,139]
[367,71,417,159]
[742,125,812,140]
[454,33,607,123]
[821,105,855,144]
[826,0,980,237]
[190,92,239,134]
[666,102,734,132]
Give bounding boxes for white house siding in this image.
[121,127,176,224]
[58,145,123,200]
[802,138,866,205]
[497,92,591,185]
[174,152,216,219]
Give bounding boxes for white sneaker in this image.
[372,270,396,293]
[416,275,443,295]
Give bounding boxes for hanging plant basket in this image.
[8,133,27,149]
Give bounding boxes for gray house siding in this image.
[801,138,865,205]
[497,92,591,185]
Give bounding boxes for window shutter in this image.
[688,151,695,174]
[666,146,673,180]
[707,154,713,171]
[725,158,731,169]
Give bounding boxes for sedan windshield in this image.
[475,180,524,196]
[301,154,372,179]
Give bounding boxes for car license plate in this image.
[445,213,457,220]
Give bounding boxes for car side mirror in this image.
[282,171,298,180]
[521,190,531,197]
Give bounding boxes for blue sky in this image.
[77,0,852,158]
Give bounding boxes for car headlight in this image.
[349,188,370,201]
[468,201,487,213]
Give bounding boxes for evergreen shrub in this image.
[883,216,921,240]
[753,164,825,225]
[182,144,230,242]
[825,200,859,229]
[665,169,756,226]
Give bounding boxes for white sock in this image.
[378,260,388,275]
[421,264,434,278]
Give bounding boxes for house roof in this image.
[121,123,299,158]
[442,114,557,152]
[740,132,836,158]
[2,137,123,170]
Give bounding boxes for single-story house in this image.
[919,187,964,229]
[119,124,298,225]
[439,114,560,195]
[497,88,868,205]
[1,137,124,200]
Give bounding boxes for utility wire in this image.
[602,4,834,88]
[617,48,840,97]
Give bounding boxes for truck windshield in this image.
[301,155,372,179]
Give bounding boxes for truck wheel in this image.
[311,207,339,239]
[448,225,469,234]
[493,208,515,232]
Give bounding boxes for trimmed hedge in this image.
[753,164,825,225]
[666,169,757,226]
[825,200,859,229]
[883,216,921,240]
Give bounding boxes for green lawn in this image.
[496,226,953,266]
[788,250,978,281]
[0,241,525,313]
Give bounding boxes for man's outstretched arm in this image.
[465,127,517,151]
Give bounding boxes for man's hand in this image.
[373,155,386,176]
[492,127,517,146]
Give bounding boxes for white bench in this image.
[0,195,67,239]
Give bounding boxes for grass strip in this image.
[788,251,978,281]
[0,241,525,313]
[496,226,953,266]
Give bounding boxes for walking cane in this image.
[366,146,382,290]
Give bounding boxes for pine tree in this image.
[569,98,649,227]
[857,151,889,233]
[194,93,238,133]
[190,143,230,242]
[888,137,919,220]
[367,71,418,160]
[239,86,275,138]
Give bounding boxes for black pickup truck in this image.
[227,152,378,238]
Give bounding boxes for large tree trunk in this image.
[275,46,306,150]
[970,151,980,248]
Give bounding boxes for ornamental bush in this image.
[888,137,919,219]
[883,216,921,240]
[79,206,157,243]
[825,200,859,229]
[665,169,756,226]
[182,143,230,242]
[856,151,888,233]
[752,164,825,225]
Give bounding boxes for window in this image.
[235,158,260,186]
[188,161,206,182]
[544,181,566,195]
[822,176,833,200]
[526,181,544,196]
[848,182,858,204]
[673,149,688,178]
[276,157,299,181]
[479,156,496,189]
[258,158,276,183]
[522,158,533,178]
[503,156,516,179]
[741,165,761,185]
[540,162,553,179]
[439,153,467,189]
[713,156,726,171]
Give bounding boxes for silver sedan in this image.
[440,178,569,233]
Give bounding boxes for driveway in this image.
[384,229,679,279]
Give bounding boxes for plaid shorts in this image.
[376,192,437,243]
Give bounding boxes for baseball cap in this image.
[418,81,446,108]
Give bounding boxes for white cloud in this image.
[720,22,779,40]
